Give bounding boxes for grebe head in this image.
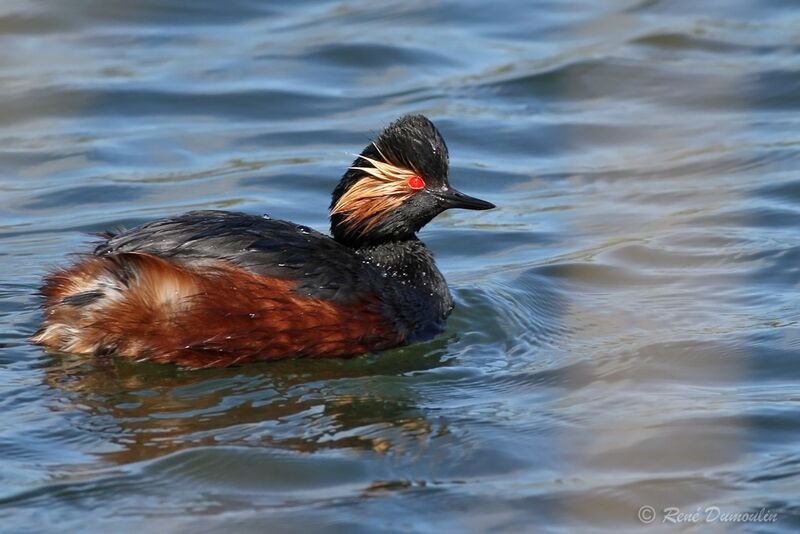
[330,114,494,246]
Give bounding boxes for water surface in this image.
[1,0,799,531]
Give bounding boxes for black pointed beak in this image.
[434,187,495,211]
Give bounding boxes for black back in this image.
[96,210,375,302]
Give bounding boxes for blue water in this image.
[1,0,799,531]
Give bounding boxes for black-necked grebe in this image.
[33,114,495,368]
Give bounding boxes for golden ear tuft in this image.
[331,144,421,236]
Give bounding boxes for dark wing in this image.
[95,210,376,302]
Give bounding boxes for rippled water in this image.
[1,0,799,531]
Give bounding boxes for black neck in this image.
[355,238,438,285]
[330,217,418,249]
[354,238,453,341]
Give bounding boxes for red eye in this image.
[407,175,425,190]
